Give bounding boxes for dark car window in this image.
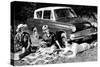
[43,10,51,19]
[36,11,42,19]
[54,8,76,20]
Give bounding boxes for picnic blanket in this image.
[21,46,58,65]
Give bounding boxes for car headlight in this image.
[70,34,75,40]
[91,22,97,27]
[71,26,76,32]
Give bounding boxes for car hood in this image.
[56,17,87,23]
[56,17,91,32]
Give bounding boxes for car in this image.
[26,6,97,41]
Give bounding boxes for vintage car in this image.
[27,6,97,41]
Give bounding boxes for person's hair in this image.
[19,28,22,32]
[31,27,35,31]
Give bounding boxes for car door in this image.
[41,10,73,34]
[40,10,62,33]
[37,10,54,35]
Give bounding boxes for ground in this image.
[12,46,97,66]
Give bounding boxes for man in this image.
[55,31,67,48]
[54,31,69,54]
[14,24,31,60]
[14,24,25,52]
[42,25,60,49]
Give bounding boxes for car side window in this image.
[36,11,42,19]
[43,10,51,19]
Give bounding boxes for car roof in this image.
[35,6,71,12]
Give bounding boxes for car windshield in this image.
[54,8,77,20]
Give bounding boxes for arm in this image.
[26,35,32,50]
[55,40,61,49]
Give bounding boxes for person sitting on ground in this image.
[13,24,31,60]
[29,27,41,53]
[21,24,31,51]
[53,31,69,54]
[55,31,67,48]
[42,25,60,49]
[14,24,25,53]
[19,26,42,60]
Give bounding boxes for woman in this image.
[29,27,41,53]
